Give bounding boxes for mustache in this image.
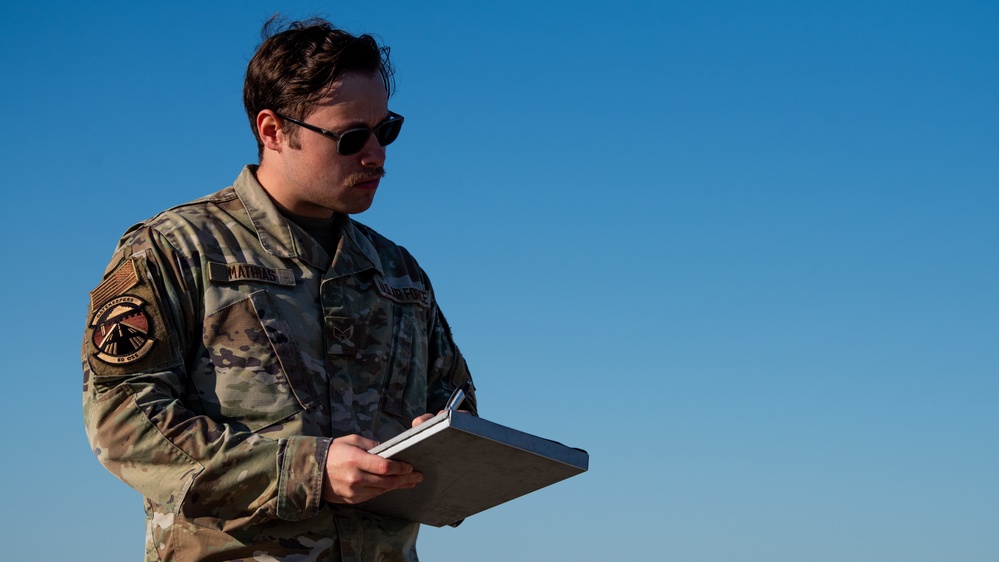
[346,168,385,187]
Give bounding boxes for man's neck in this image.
[254,162,336,219]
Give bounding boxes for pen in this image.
[445,380,472,412]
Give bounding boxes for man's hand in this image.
[411,413,436,427]
[322,434,423,504]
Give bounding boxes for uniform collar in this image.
[232,165,382,277]
[328,217,383,279]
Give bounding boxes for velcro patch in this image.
[89,295,155,364]
[325,316,365,355]
[374,277,430,307]
[208,261,296,287]
[86,256,181,376]
[90,259,139,311]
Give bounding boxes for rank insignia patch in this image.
[90,295,156,364]
[334,325,355,346]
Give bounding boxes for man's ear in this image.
[257,110,284,153]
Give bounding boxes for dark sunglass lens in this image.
[376,120,402,147]
[337,130,371,155]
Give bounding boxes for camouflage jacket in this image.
[82,166,476,562]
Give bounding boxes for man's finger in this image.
[332,434,380,451]
[356,453,415,476]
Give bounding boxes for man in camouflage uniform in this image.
[82,18,475,561]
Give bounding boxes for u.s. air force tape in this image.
[374,277,430,307]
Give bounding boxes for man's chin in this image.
[342,195,376,215]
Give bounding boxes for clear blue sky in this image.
[2,1,996,560]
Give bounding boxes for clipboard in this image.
[359,410,589,527]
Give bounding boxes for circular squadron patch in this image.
[90,295,156,364]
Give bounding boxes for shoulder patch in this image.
[85,256,181,376]
[90,259,139,311]
[89,295,155,364]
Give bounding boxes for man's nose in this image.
[359,133,386,167]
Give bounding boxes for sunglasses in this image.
[273,111,405,156]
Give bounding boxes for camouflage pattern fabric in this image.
[82,166,476,562]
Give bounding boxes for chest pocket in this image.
[199,290,316,431]
[324,281,429,431]
[379,305,422,418]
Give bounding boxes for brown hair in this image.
[243,16,395,158]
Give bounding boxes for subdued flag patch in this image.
[90,259,139,311]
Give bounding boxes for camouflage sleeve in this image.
[82,226,330,526]
[423,273,478,416]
